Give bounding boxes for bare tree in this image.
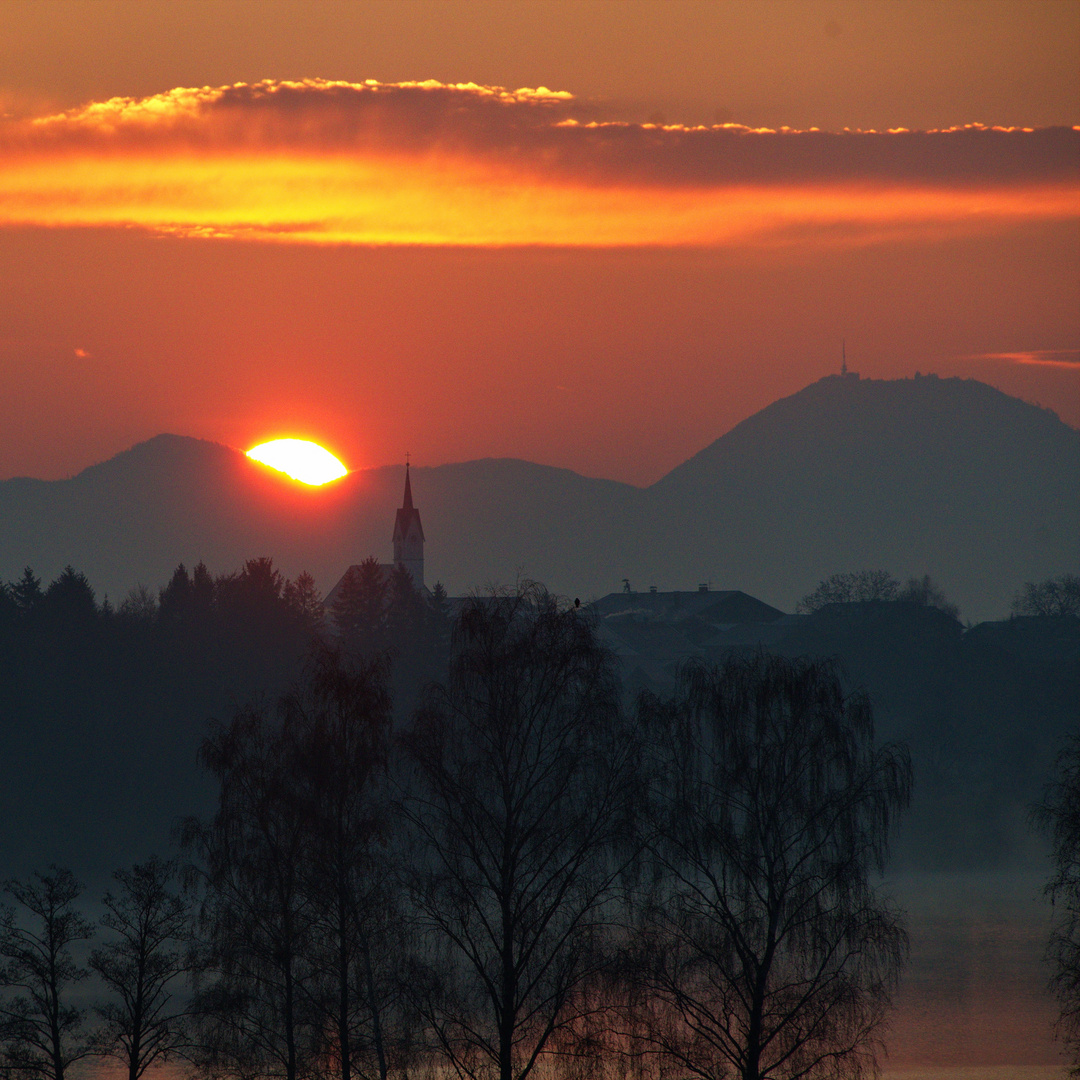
[185,647,409,1080]
[90,857,192,1080]
[0,867,94,1080]
[1033,733,1080,1069]
[633,653,911,1080]
[182,705,317,1080]
[1013,574,1080,618]
[796,571,899,614]
[117,584,159,625]
[401,584,640,1080]
[282,645,405,1080]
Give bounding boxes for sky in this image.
[0,0,1077,486]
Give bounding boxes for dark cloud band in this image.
[13,79,1078,189]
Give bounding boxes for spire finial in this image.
[402,456,414,510]
[841,338,847,377]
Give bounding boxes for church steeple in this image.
[392,460,425,589]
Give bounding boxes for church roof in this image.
[323,561,431,613]
[322,563,395,612]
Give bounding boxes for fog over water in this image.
[65,872,1068,1079]
[884,871,1065,1077]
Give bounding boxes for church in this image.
[323,463,427,614]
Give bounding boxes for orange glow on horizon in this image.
[246,439,348,485]
[0,149,1074,248]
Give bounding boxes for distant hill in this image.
[637,373,1079,622]
[1,375,1076,622]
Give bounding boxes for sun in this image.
[246,438,348,485]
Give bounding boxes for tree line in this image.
[2,583,914,1080]
[795,568,1079,620]
[0,557,451,671]
[795,569,961,618]
[0,558,452,748]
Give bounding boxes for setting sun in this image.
[246,438,348,485]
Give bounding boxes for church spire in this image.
[402,459,414,510]
[393,457,424,589]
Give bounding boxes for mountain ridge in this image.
[3,375,1076,622]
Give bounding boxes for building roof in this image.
[322,562,433,626]
[590,589,784,624]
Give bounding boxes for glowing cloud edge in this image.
[0,79,1074,250]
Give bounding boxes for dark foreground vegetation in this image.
[1034,734,1080,1070]
[0,563,1076,1078]
[0,559,448,873]
[0,575,917,1080]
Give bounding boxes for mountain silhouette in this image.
[2,375,1076,622]
[636,373,1078,620]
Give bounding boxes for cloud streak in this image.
[0,79,1075,247]
[960,350,1080,369]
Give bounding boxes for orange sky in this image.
[0,1,1076,484]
